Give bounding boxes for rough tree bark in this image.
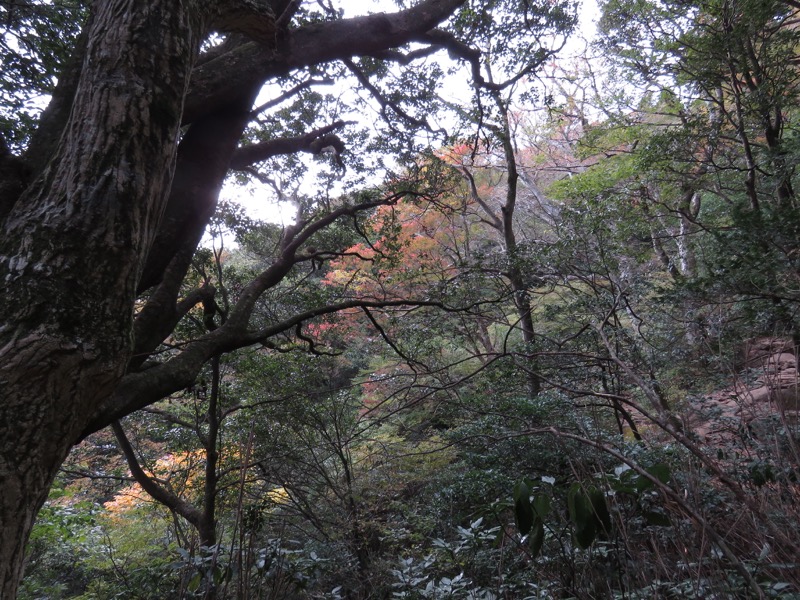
[0,1,201,593]
[0,1,468,595]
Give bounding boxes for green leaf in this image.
[213,566,226,586]
[567,483,589,523]
[574,517,596,548]
[588,487,612,536]
[529,517,545,558]
[568,483,597,548]
[648,463,671,484]
[187,573,202,593]
[533,494,552,518]
[635,463,671,491]
[609,475,637,495]
[512,479,530,503]
[513,480,534,535]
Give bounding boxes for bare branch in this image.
[230,120,352,170]
[343,58,443,135]
[249,77,335,117]
[112,421,204,528]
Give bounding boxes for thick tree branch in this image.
[275,0,302,28]
[229,121,350,170]
[0,139,30,226]
[84,294,466,437]
[207,0,276,40]
[226,192,411,329]
[83,192,405,435]
[138,89,259,293]
[131,283,216,371]
[365,46,441,65]
[183,0,468,124]
[22,16,90,176]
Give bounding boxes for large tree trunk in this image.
[0,1,200,594]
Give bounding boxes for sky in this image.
[218,0,601,231]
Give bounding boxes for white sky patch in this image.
[226,183,300,226]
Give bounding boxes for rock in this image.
[688,339,800,448]
[739,386,771,404]
[741,337,796,369]
[758,370,796,390]
[764,352,797,374]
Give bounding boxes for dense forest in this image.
[2,0,800,598]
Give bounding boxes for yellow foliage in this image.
[265,486,290,505]
[103,449,207,518]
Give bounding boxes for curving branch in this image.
[82,191,418,435]
[250,77,335,116]
[417,29,557,92]
[85,292,470,438]
[343,58,442,134]
[132,283,217,370]
[112,421,204,529]
[230,120,351,170]
[294,322,340,356]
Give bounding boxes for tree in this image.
[593,0,800,344]
[0,0,543,595]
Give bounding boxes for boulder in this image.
[764,352,797,374]
[741,337,796,369]
[738,385,771,404]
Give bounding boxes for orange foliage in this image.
[103,450,206,518]
[324,196,471,301]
